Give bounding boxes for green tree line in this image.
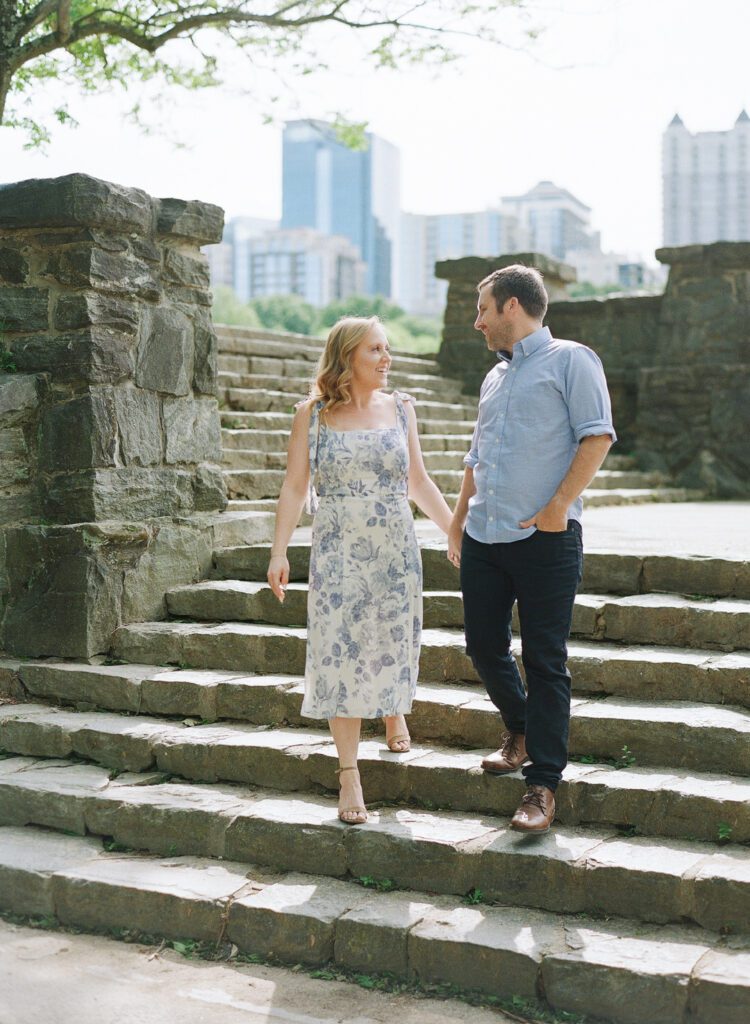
[212,287,441,354]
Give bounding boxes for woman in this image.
[267,316,453,824]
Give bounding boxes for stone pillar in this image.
[635,243,750,495]
[0,173,227,657]
[436,253,576,394]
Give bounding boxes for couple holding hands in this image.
[267,264,616,832]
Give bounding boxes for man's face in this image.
[474,284,514,351]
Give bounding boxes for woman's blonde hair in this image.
[311,316,381,414]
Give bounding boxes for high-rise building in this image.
[501,181,594,260]
[281,119,400,297]
[246,228,365,306]
[398,209,527,316]
[662,111,750,246]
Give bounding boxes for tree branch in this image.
[57,0,71,44]
[12,1,58,45]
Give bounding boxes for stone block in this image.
[689,949,750,1024]
[112,386,162,465]
[19,661,150,713]
[39,388,117,471]
[45,247,160,302]
[139,669,224,719]
[0,373,42,426]
[192,462,227,511]
[53,292,140,336]
[192,309,218,396]
[11,328,137,384]
[156,198,224,245]
[228,875,365,965]
[0,704,73,759]
[583,838,705,923]
[52,856,247,941]
[541,925,705,1024]
[335,890,435,976]
[164,396,221,464]
[0,248,29,285]
[43,467,197,523]
[0,174,154,233]
[408,904,556,998]
[0,760,111,834]
[687,848,750,933]
[162,248,211,291]
[136,305,193,396]
[0,286,49,331]
[582,552,643,594]
[223,797,347,876]
[0,826,103,917]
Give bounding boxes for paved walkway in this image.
[296,502,750,560]
[0,920,516,1024]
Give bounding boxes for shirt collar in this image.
[496,325,552,363]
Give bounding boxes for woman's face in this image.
[350,324,392,389]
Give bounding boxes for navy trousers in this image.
[460,522,583,792]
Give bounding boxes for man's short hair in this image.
[478,264,548,320]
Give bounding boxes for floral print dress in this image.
[301,392,423,720]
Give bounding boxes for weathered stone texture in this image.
[0,173,226,657]
[438,241,750,494]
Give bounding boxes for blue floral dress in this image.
[301,392,423,720]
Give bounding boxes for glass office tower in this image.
[281,120,400,297]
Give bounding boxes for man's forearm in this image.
[549,435,613,509]
[451,466,476,530]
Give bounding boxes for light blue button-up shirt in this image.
[464,326,617,544]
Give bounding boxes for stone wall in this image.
[0,173,227,657]
[437,243,750,496]
[436,253,577,395]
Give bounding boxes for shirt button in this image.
[489,489,495,495]
[490,464,496,469]
[489,515,494,521]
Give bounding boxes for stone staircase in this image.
[215,326,700,516]
[0,326,745,1023]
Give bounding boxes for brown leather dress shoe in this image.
[510,785,555,834]
[481,732,528,774]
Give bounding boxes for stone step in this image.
[165,578,750,652]
[4,825,745,1024]
[586,470,667,490]
[222,448,287,470]
[110,620,750,711]
[216,327,441,374]
[215,543,750,599]
[221,427,474,453]
[217,350,453,384]
[218,370,465,401]
[205,509,275,548]
[223,468,286,500]
[2,693,749,842]
[583,487,705,507]
[221,409,477,436]
[1,759,749,937]
[225,387,478,421]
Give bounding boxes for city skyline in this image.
[2,0,746,263]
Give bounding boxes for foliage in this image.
[211,287,441,353]
[211,285,261,328]
[0,2,533,146]
[250,293,321,336]
[567,281,626,299]
[717,822,733,844]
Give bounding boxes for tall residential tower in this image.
[663,111,750,245]
[281,119,400,297]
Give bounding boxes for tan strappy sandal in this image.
[386,733,411,753]
[336,766,368,825]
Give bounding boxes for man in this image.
[447,265,616,834]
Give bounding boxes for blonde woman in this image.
[267,317,453,824]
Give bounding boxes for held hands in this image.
[447,521,463,568]
[519,499,568,533]
[267,554,290,602]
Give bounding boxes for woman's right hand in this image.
[267,555,290,602]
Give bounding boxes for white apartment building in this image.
[398,209,527,316]
[247,228,365,306]
[501,181,595,260]
[663,111,750,245]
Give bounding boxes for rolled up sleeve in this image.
[564,347,617,444]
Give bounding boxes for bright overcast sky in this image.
[2,0,747,262]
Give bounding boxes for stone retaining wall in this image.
[0,174,226,657]
[437,244,750,496]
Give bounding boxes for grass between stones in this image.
[0,908,601,1024]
